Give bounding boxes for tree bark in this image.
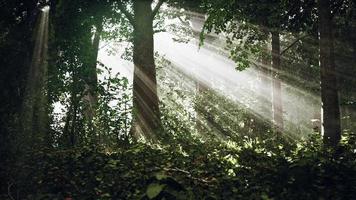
[20,8,50,149]
[131,0,161,140]
[83,18,103,139]
[318,0,341,146]
[195,79,208,135]
[259,29,272,122]
[271,31,284,132]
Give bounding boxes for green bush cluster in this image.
[7,131,355,200]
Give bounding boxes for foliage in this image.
[4,128,356,199]
[1,0,356,198]
[95,65,132,147]
[195,89,274,141]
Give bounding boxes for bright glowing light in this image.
[22,4,50,134]
[41,5,50,12]
[97,10,324,139]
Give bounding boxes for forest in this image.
[0,0,355,199]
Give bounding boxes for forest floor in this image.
[4,134,356,200]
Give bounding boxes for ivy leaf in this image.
[146,183,165,199]
[155,172,167,181]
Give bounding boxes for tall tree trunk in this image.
[353,6,356,134]
[318,0,341,146]
[259,29,272,122]
[83,19,103,141]
[131,0,161,140]
[271,31,283,132]
[20,8,50,149]
[346,3,356,134]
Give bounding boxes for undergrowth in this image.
[4,131,356,200]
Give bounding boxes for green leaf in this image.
[155,172,167,181]
[146,183,165,199]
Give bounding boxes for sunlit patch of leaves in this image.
[10,128,355,200]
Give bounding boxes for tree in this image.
[53,0,111,146]
[20,5,50,148]
[0,0,50,194]
[116,0,165,140]
[271,31,284,131]
[318,0,341,146]
[81,8,105,142]
[201,0,291,131]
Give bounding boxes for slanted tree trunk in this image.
[318,0,341,146]
[271,31,283,132]
[131,0,161,140]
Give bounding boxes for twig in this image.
[117,1,135,26]
[7,181,15,200]
[280,34,308,56]
[163,167,215,184]
[151,0,165,19]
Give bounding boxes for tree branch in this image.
[154,29,166,34]
[280,34,308,56]
[7,181,15,200]
[163,167,215,184]
[151,0,165,18]
[117,1,135,26]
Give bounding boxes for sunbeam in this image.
[96,12,325,140]
[2,1,356,198]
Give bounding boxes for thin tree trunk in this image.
[259,30,272,121]
[62,105,72,146]
[312,108,322,133]
[70,101,78,146]
[131,0,161,140]
[271,31,283,132]
[63,90,79,147]
[318,0,341,146]
[195,80,208,135]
